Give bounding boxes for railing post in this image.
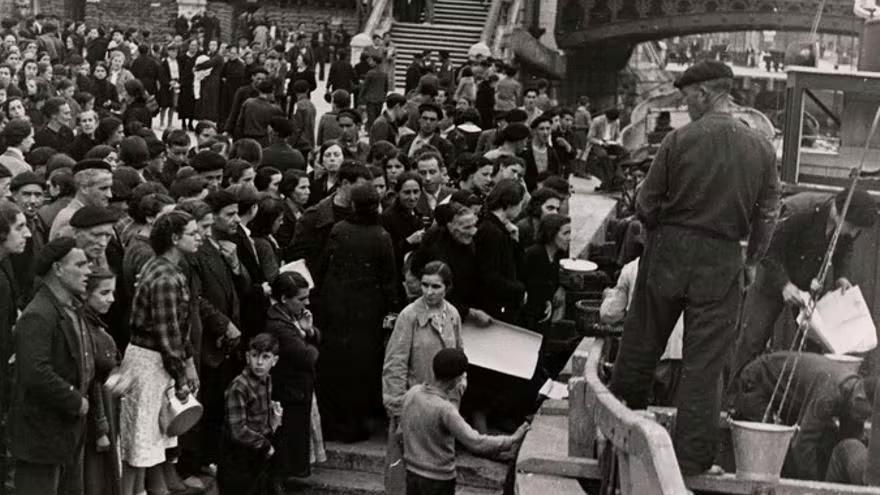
[568,377,594,458]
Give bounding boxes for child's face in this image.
[246,350,278,378]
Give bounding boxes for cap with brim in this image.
[35,237,77,276]
[674,60,734,89]
[70,205,118,229]
[73,159,112,175]
[10,171,44,191]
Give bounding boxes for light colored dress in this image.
[118,345,177,468]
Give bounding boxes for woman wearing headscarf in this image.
[315,183,398,443]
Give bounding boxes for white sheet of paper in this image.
[539,379,569,400]
[461,319,543,379]
[798,286,877,355]
[279,259,315,289]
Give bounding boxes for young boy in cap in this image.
[219,333,283,495]
[401,348,528,495]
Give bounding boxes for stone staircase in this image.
[287,434,509,494]
[389,0,490,91]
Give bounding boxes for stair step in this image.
[321,437,509,490]
[286,466,502,494]
[392,23,483,32]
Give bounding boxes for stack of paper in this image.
[799,286,877,355]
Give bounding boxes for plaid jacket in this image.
[129,255,193,386]
[225,368,273,454]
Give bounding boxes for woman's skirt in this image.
[118,345,178,468]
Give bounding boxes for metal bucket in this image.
[729,420,796,482]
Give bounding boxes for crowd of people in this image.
[0,9,605,495]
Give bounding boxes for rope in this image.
[762,104,880,424]
[810,0,828,41]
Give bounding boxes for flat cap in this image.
[70,205,117,229]
[674,60,734,89]
[190,150,226,173]
[35,237,77,276]
[72,158,112,175]
[433,348,469,381]
[500,122,531,142]
[10,171,44,191]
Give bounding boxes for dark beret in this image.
[205,189,238,212]
[35,236,77,276]
[843,189,878,228]
[291,79,310,94]
[500,122,531,142]
[530,114,553,129]
[70,205,117,229]
[10,171,44,191]
[72,158,112,175]
[385,92,407,107]
[673,60,734,89]
[433,348,469,381]
[190,150,226,173]
[111,179,132,202]
[2,118,31,141]
[506,108,528,124]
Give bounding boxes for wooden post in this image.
[568,377,594,458]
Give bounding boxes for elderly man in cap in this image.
[9,172,46,301]
[191,149,227,192]
[70,205,117,270]
[9,237,93,495]
[608,60,781,475]
[732,188,877,376]
[50,159,113,240]
[0,119,34,177]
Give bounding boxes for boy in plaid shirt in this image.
[219,333,283,494]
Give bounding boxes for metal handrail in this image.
[362,0,392,38]
[481,0,507,44]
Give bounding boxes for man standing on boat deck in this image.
[608,60,781,476]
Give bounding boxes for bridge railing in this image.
[568,338,690,494]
